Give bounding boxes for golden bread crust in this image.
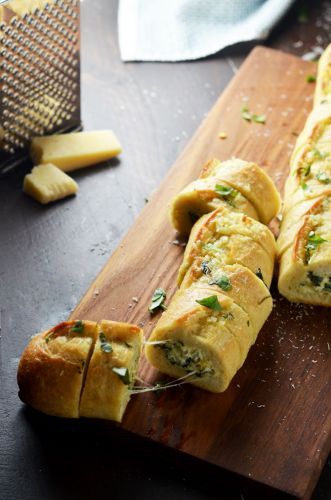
[17,320,143,421]
[17,321,98,418]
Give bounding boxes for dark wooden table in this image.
[0,1,330,498]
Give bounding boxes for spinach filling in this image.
[307,272,331,292]
[156,340,214,377]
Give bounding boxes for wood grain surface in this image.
[69,47,331,499]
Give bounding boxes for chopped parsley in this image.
[112,367,130,385]
[305,231,327,263]
[312,148,328,160]
[99,332,113,353]
[149,288,167,314]
[306,75,316,83]
[300,164,311,177]
[215,184,239,207]
[223,312,234,320]
[201,261,211,275]
[209,274,232,291]
[241,105,266,124]
[196,295,222,311]
[71,320,84,333]
[316,172,331,184]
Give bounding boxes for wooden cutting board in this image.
[70,47,331,499]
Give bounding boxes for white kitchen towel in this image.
[118,0,295,62]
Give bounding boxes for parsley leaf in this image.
[306,75,316,83]
[196,295,222,311]
[316,172,331,184]
[201,261,211,275]
[209,274,232,291]
[215,184,239,207]
[99,332,113,353]
[305,231,327,263]
[312,148,328,160]
[71,320,84,333]
[241,105,266,124]
[149,288,167,314]
[112,367,130,385]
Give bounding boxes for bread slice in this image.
[17,320,143,421]
[169,176,258,236]
[199,158,281,224]
[278,202,331,306]
[145,285,255,393]
[80,320,143,422]
[17,320,98,418]
[314,43,331,106]
[178,207,275,287]
[181,263,273,338]
[277,195,330,257]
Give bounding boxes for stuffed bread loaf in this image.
[177,207,276,288]
[170,158,281,235]
[277,44,331,306]
[17,320,143,421]
[147,158,278,392]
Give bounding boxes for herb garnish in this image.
[305,231,327,263]
[209,274,232,291]
[201,261,211,275]
[71,320,84,333]
[301,181,308,190]
[196,295,222,311]
[241,105,266,124]
[316,172,331,184]
[112,367,130,385]
[306,75,316,83]
[99,332,113,353]
[312,148,328,160]
[149,288,167,314]
[223,312,234,320]
[215,184,239,207]
[300,164,311,177]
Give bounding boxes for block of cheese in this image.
[30,130,122,172]
[23,163,78,204]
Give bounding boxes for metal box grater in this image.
[0,0,81,174]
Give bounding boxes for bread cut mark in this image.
[145,291,251,393]
[169,179,259,236]
[182,264,273,337]
[79,320,143,422]
[197,158,281,224]
[188,208,276,258]
[77,325,98,412]
[17,321,98,418]
[178,232,274,289]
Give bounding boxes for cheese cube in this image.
[30,130,122,172]
[23,164,78,204]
